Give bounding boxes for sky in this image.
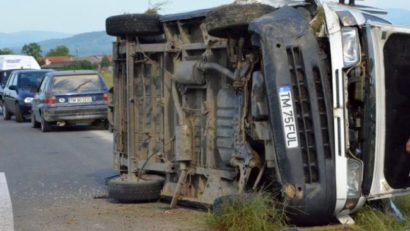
[0,0,409,34]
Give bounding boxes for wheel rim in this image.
[31,114,36,127]
[2,105,7,119]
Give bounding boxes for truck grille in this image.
[287,47,330,184]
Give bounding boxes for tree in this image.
[63,60,97,70]
[46,45,70,57]
[100,56,112,69]
[21,43,42,58]
[0,48,14,55]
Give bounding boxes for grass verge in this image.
[206,193,285,231]
[101,70,113,88]
[206,194,410,231]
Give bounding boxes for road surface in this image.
[0,111,205,231]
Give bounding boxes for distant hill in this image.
[38,31,115,56]
[0,31,72,49]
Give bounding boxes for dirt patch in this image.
[15,198,207,231]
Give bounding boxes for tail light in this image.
[46,96,57,105]
[103,93,109,102]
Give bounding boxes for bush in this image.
[206,193,285,231]
[63,60,97,70]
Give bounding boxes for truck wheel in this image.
[40,117,51,132]
[108,175,164,203]
[31,113,40,128]
[106,14,163,37]
[2,105,11,120]
[205,4,274,38]
[15,104,24,123]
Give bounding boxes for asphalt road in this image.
[0,111,204,231]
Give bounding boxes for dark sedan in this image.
[31,70,109,132]
[2,69,51,122]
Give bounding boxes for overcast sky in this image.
[1,0,409,34]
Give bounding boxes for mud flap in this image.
[249,7,336,225]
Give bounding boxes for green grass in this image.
[206,193,285,231]
[206,195,410,231]
[101,70,113,88]
[353,197,410,231]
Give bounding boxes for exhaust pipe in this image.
[56,121,66,127]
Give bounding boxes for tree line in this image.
[0,43,111,70]
[0,43,70,57]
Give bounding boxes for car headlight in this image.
[24,97,33,104]
[347,158,363,198]
[342,28,361,68]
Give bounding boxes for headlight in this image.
[24,97,33,104]
[347,158,363,198]
[342,28,361,68]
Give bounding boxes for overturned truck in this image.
[105,0,410,225]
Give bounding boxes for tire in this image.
[205,4,275,38]
[108,174,164,203]
[106,14,163,37]
[2,104,11,120]
[40,116,51,132]
[31,113,40,128]
[15,104,24,123]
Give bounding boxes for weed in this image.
[206,193,285,231]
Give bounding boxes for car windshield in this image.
[51,74,106,94]
[0,70,15,87]
[17,72,46,91]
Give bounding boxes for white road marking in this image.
[0,173,14,231]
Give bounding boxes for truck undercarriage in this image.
[106,1,410,226]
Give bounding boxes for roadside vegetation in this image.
[206,194,410,231]
[206,193,285,231]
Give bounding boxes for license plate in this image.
[68,97,92,103]
[279,86,299,149]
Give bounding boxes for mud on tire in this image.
[106,14,163,37]
[108,175,164,203]
[205,4,275,38]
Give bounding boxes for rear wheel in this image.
[15,104,24,123]
[40,116,51,132]
[31,113,40,128]
[2,104,11,120]
[205,4,275,38]
[108,174,164,203]
[106,14,163,37]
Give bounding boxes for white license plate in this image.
[279,86,299,149]
[68,97,92,103]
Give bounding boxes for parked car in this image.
[31,70,109,132]
[1,69,51,122]
[0,55,41,107]
[105,0,410,226]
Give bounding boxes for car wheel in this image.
[205,3,275,38]
[2,104,11,120]
[15,103,24,123]
[31,113,40,128]
[108,174,164,203]
[105,14,163,37]
[40,117,51,132]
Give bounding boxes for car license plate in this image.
[68,97,92,103]
[279,86,299,149]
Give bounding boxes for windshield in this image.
[0,70,15,87]
[17,72,47,91]
[51,74,107,94]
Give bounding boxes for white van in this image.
[0,55,41,105]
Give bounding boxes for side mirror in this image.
[9,85,17,91]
